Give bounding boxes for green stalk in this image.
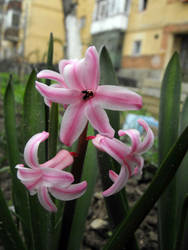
[174,194,188,250]
[158,53,181,250]
[23,70,51,250]
[4,75,34,250]
[58,123,89,250]
[175,96,188,250]
[0,188,26,250]
[99,46,139,250]
[67,125,98,250]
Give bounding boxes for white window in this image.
[139,0,148,12]
[124,0,130,12]
[4,10,20,29]
[97,0,108,20]
[108,0,116,16]
[132,40,142,55]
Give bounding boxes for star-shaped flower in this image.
[92,119,154,196]
[16,131,87,212]
[36,46,142,146]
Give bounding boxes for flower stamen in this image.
[82,90,94,100]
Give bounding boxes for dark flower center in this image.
[82,90,94,100]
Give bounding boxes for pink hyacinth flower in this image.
[16,131,87,212]
[92,119,154,197]
[36,46,142,146]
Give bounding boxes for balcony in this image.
[4,27,19,41]
[91,13,128,35]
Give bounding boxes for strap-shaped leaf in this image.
[58,123,89,250]
[158,53,181,250]
[67,125,98,250]
[175,96,188,250]
[103,125,188,250]
[174,194,188,250]
[99,46,139,250]
[4,76,34,249]
[23,70,52,250]
[0,187,26,250]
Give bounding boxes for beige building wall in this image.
[122,0,188,67]
[77,0,95,55]
[22,0,64,63]
[121,0,188,116]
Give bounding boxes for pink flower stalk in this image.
[92,119,154,197]
[16,131,87,212]
[35,46,142,146]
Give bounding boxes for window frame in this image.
[132,40,142,56]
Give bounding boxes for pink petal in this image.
[103,166,129,197]
[24,131,49,168]
[85,102,114,138]
[37,70,66,86]
[109,170,118,182]
[16,165,41,180]
[63,63,85,90]
[50,181,87,201]
[137,119,154,153]
[42,168,74,187]
[16,165,42,191]
[95,85,142,111]
[59,59,77,74]
[36,81,81,105]
[118,129,141,154]
[131,155,144,176]
[76,46,99,91]
[60,102,88,146]
[40,150,73,170]
[37,186,57,212]
[43,84,67,107]
[92,134,129,164]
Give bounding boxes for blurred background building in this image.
[0,0,188,115]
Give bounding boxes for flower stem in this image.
[58,123,89,250]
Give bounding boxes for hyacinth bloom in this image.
[35,46,142,146]
[92,119,154,197]
[16,132,87,212]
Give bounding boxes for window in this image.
[12,11,20,28]
[132,40,142,55]
[97,0,108,20]
[124,0,130,12]
[139,0,148,11]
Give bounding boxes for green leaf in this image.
[103,125,188,250]
[23,70,52,250]
[58,124,89,250]
[158,52,181,250]
[175,96,188,250]
[67,125,98,250]
[46,32,54,71]
[99,46,139,250]
[0,187,26,250]
[4,75,34,250]
[48,103,58,159]
[174,194,188,250]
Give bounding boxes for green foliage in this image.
[0,72,27,104]
[158,53,181,250]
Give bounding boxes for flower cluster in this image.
[16,46,154,212]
